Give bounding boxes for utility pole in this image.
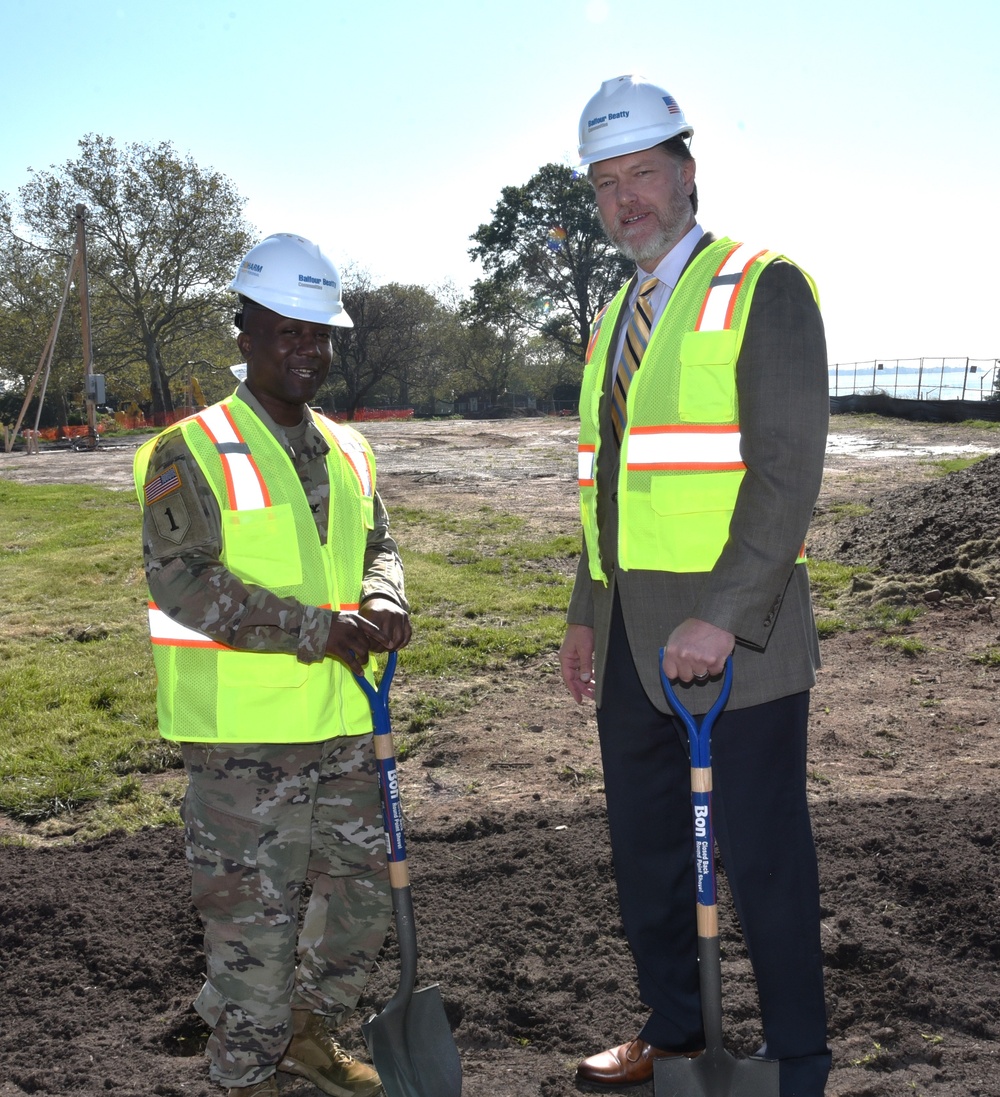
[6,245,76,452]
[5,204,104,453]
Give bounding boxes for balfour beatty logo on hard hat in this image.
[241,261,263,276]
[587,110,629,132]
[298,274,339,290]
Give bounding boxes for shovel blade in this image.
[362,983,462,1097]
[655,1046,779,1097]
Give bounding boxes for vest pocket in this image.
[214,650,311,740]
[678,330,738,422]
[222,503,303,588]
[648,470,743,571]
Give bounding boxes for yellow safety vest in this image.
[579,238,817,579]
[133,395,376,743]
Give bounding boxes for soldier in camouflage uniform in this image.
[135,234,409,1097]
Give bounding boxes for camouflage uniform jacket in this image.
[140,383,407,664]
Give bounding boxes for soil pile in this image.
[831,453,1000,579]
[2,795,1000,1097]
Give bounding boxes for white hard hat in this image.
[578,75,694,166]
[230,233,353,328]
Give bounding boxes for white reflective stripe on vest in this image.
[695,243,768,333]
[329,430,373,498]
[148,603,226,648]
[578,445,596,485]
[149,600,354,648]
[626,426,745,470]
[196,404,270,510]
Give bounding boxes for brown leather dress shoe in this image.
[576,1038,701,1088]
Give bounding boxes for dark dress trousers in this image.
[567,232,832,1096]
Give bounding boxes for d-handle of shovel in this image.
[658,654,733,769]
[355,651,407,868]
[658,653,733,916]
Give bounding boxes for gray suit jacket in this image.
[567,232,829,715]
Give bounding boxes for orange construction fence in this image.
[334,408,415,422]
[109,407,415,431]
[36,423,107,441]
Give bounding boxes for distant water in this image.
[829,363,997,401]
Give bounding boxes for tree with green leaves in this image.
[468,162,632,362]
[5,135,254,419]
[454,309,526,408]
[327,274,465,418]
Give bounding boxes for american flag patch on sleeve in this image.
[144,464,182,505]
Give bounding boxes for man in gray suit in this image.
[560,75,830,1096]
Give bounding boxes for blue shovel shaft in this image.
[658,654,733,930]
[355,652,408,885]
[355,651,465,1097]
[656,655,780,1097]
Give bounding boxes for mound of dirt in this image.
[831,454,1000,578]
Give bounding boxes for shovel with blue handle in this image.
[654,654,779,1097]
[355,651,462,1097]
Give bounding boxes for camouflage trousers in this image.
[180,734,391,1087]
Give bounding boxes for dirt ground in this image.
[2,413,1000,1097]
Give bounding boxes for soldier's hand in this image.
[325,612,387,675]
[360,597,412,653]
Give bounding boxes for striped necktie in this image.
[611,276,659,444]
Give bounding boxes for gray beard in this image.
[602,183,694,268]
[612,222,687,267]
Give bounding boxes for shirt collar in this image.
[234,382,329,456]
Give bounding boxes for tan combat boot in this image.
[278,1011,383,1097]
[227,1076,279,1097]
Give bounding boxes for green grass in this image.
[809,556,932,651]
[815,615,849,638]
[806,558,869,610]
[925,454,991,476]
[955,419,1000,432]
[827,501,871,519]
[4,475,957,838]
[0,482,165,827]
[971,647,1000,667]
[879,635,927,656]
[389,506,578,675]
[0,485,579,834]
[865,603,923,629]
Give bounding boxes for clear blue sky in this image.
[2,0,997,365]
